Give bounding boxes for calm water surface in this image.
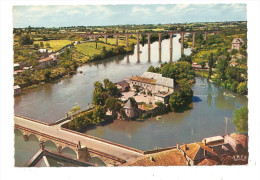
[14,34,191,122]
[14,34,247,164]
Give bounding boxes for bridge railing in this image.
[14,114,70,126]
[60,126,144,154]
[14,114,50,126]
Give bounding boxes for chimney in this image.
[203,138,207,146]
[183,143,187,151]
[177,144,179,149]
[204,149,207,157]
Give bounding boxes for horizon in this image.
[13,4,247,28]
[14,20,247,29]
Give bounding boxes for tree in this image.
[18,35,34,45]
[92,105,105,124]
[40,42,44,48]
[147,65,155,72]
[34,43,40,49]
[105,97,122,113]
[208,52,214,78]
[237,82,247,95]
[70,105,80,115]
[129,97,138,108]
[200,61,206,69]
[42,35,48,41]
[216,57,229,80]
[44,69,51,80]
[232,106,248,133]
[169,79,193,112]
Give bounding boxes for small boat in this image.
[199,84,206,86]
[156,116,162,120]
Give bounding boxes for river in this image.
[14,34,247,165]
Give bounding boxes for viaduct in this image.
[74,30,220,61]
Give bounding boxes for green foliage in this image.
[70,105,81,115]
[40,42,44,48]
[105,97,122,112]
[129,97,138,108]
[179,54,192,64]
[232,106,248,133]
[230,49,238,55]
[160,61,195,83]
[44,69,51,81]
[216,57,229,80]
[230,81,239,93]
[18,35,34,45]
[92,105,105,124]
[147,65,156,73]
[34,43,40,49]
[169,79,193,112]
[208,52,214,78]
[237,82,247,95]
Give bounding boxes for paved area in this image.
[121,91,154,104]
[15,116,143,161]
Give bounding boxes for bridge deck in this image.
[14,116,143,161]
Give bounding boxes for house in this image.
[14,69,24,76]
[14,63,20,70]
[115,80,129,92]
[123,99,139,119]
[232,38,244,50]
[38,48,53,54]
[14,85,21,95]
[202,136,224,146]
[177,142,218,165]
[23,66,32,70]
[38,57,54,68]
[192,62,202,69]
[224,134,248,154]
[129,72,174,104]
[230,62,238,67]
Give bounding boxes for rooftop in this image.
[123,99,135,109]
[121,149,187,166]
[39,57,53,63]
[130,76,157,84]
[180,142,217,161]
[232,38,244,44]
[141,72,174,88]
[14,85,20,90]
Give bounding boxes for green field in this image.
[34,40,72,52]
[74,42,115,57]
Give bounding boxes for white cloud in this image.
[132,6,150,15]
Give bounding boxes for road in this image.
[14,116,143,161]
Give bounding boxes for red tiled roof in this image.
[121,149,187,166]
[180,142,217,161]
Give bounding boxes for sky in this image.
[13,4,247,28]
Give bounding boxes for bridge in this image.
[73,30,220,62]
[14,115,144,163]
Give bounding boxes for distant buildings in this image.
[232,38,244,50]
